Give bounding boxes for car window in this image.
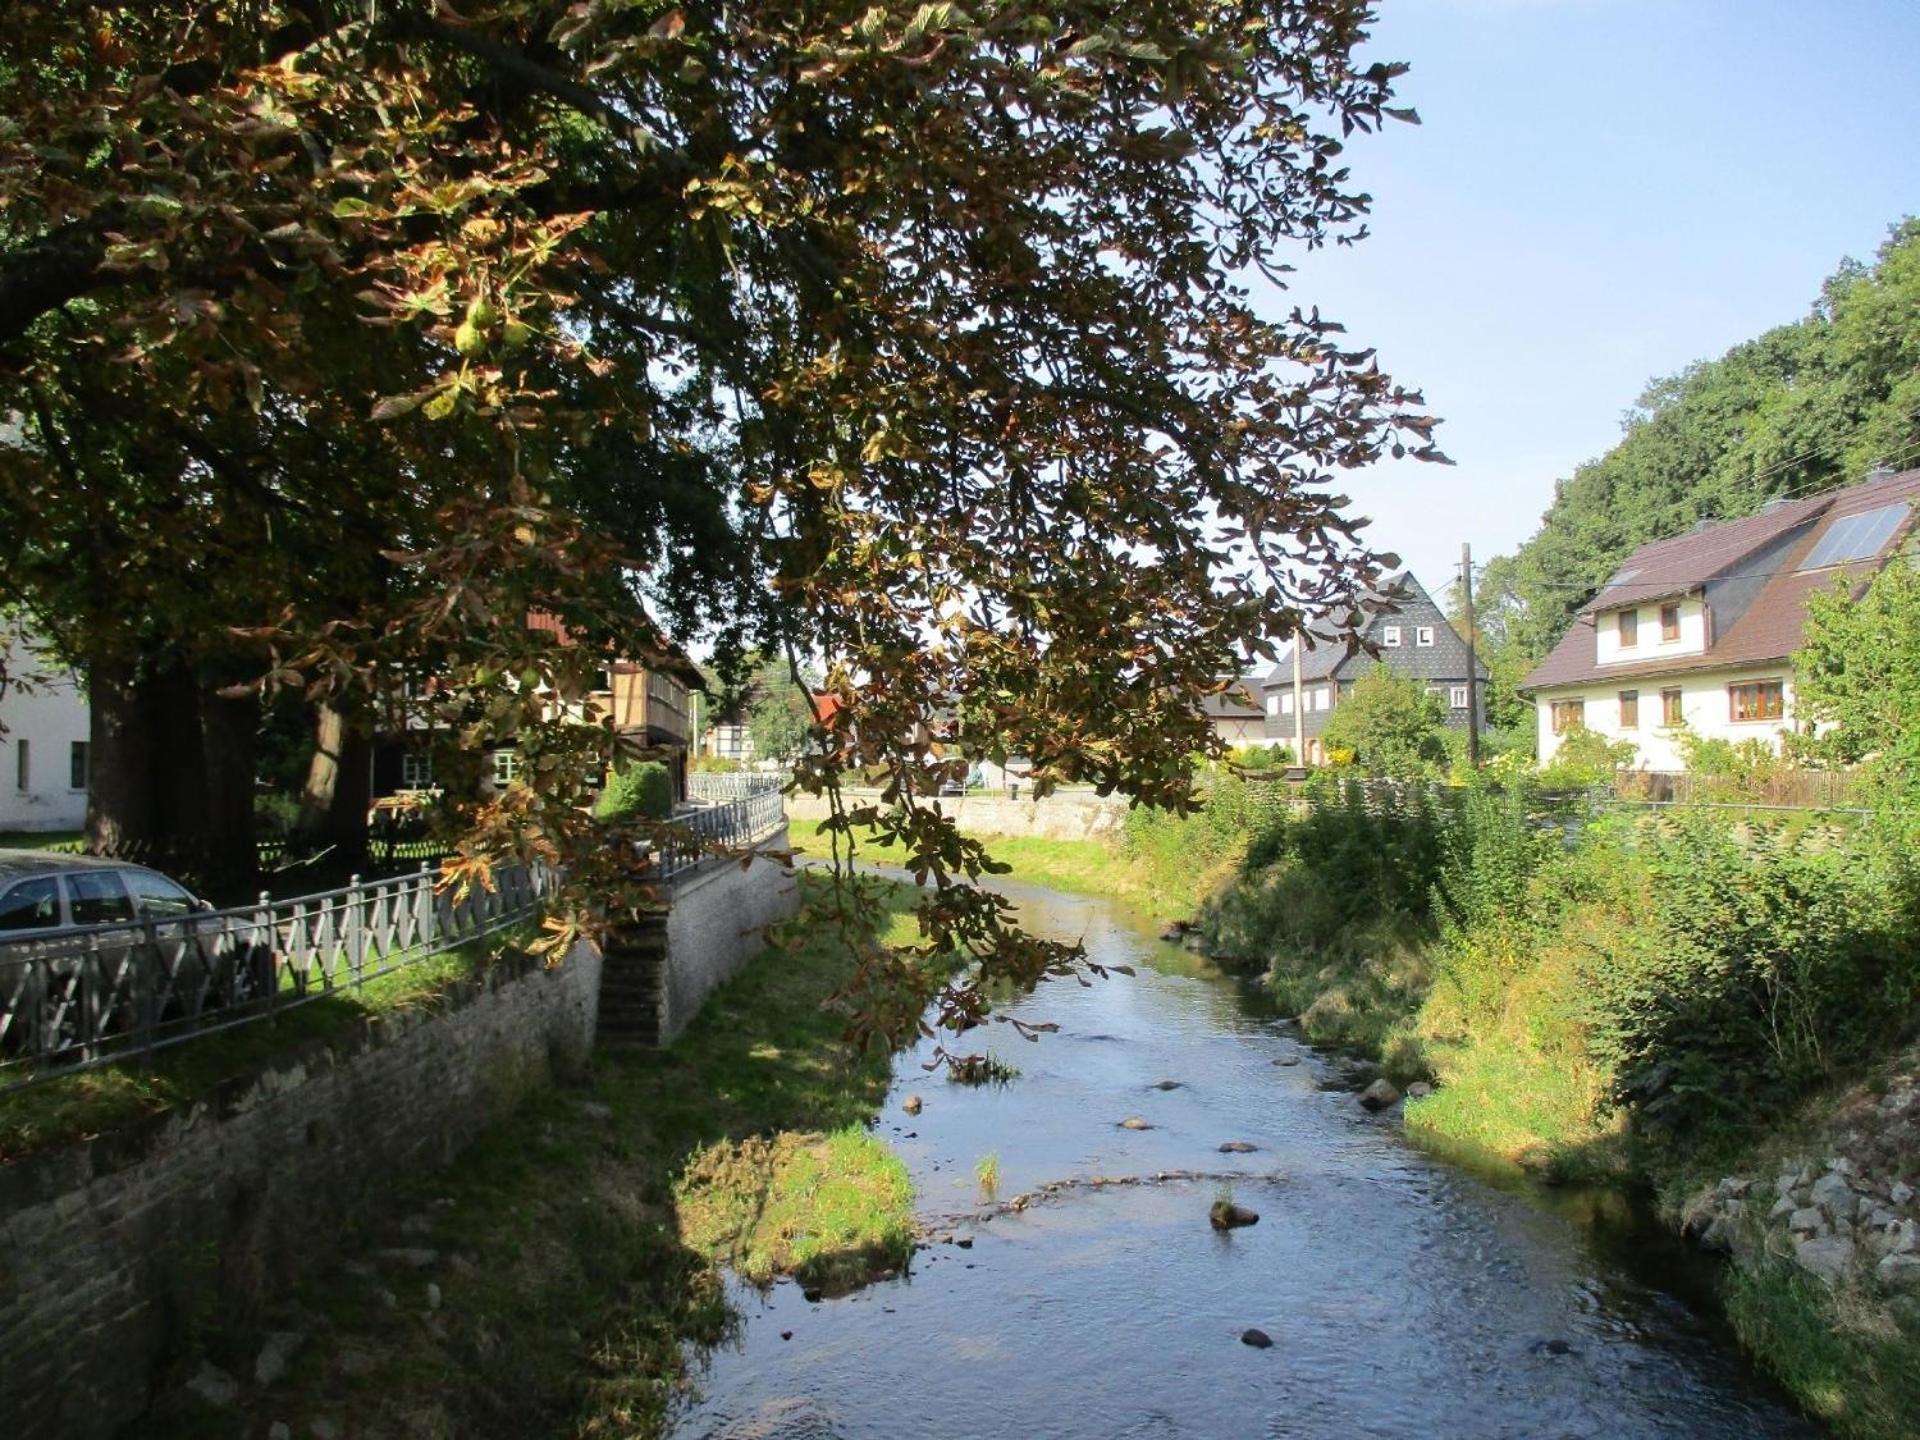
[63,871,134,926]
[125,869,197,918]
[0,876,61,931]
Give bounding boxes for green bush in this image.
[1579,815,1919,1147]
[1537,725,1636,788]
[595,761,674,822]
[689,754,743,773]
[253,791,303,839]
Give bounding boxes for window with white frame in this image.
[1279,692,1294,715]
[402,751,434,789]
[1313,687,1330,711]
[1381,626,1402,647]
[1449,686,1468,709]
[1266,693,1280,716]
[490,749,522,786]
[1416,626,1435,647]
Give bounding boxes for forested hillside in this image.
[1476,219,1920,672]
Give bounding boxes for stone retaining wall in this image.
[0,938,602,1440]
[599,827,800,1046]
[787,789,1129,841]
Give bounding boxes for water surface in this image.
[671,877,1816,1440]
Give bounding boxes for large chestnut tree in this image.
[0,1,1441,1050]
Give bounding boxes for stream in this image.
[669,875,1818,1439]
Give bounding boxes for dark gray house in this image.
[1260,571,1488,763]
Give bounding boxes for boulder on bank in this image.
[1358,1079,1401,1112]
[1240,1328,1273,1348]
[902,1095,923,1116]
[1119,1116,1153,1131]
[1218,1141,1258,1154]
[1793,1234,1856,1285]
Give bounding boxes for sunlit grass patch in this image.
[675,1125,915,1293]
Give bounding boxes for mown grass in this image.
[0,829,84,851]
[0,922,538,1162]
[148,874,934,1440]
[794,812,1231,922]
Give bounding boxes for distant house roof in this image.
[1522,467,1920,692]
[525,609,705,689]
[1257,571,1487,690]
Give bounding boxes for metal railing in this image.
[686,771,786,802]
[0,862,553,1092]
[653,788,787,880]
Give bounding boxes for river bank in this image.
[960,792,1920,1440]
[143,875,930,1440]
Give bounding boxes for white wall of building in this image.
[1593,596,1709,667]
[0,633,90,833]
[1535,663,1796,771]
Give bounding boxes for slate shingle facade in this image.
[1258,572,1488,761]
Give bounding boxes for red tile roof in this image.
[1523,468,1920,692]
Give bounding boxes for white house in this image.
[0,629,90,833]
[1522,466,1919,769]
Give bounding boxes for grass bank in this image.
[145,874,932,1440]
[1188,781,1920,1438]
[790,780,1282,921]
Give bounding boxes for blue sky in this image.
[1260,0,1920,594]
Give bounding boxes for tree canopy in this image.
[0,2,1441,1056]
[1320,669,1446,779]
[1795,556,1920,826]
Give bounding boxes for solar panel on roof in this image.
[1801,501,1910,570]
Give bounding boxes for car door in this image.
[58,870,142,1047]
[121,869,208,1023]
[0,876,63,1059]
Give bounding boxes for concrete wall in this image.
[0,939,602,1440]
[660,825,799,1043]
[0,632,89,833]
[787,790,1129,842]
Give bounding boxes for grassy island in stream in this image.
[151,873,934,1440]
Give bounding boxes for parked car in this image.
[0,852,273,1063]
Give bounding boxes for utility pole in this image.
[1291,629,1306,766]
[1461,541,1481,768]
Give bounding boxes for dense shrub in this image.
[594,761,674,822]
[1579,816,1919,1145]
[1536,725,1636,788]
[1118,772,1291,895]
[253,791,302,839]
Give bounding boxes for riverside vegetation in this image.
[149,874,935,1440]
[976,772,1919,1439]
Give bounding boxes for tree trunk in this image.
[84,653,153,856]
[297,701,370,866]
[198,682,260,898]
[148,660,212,881]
